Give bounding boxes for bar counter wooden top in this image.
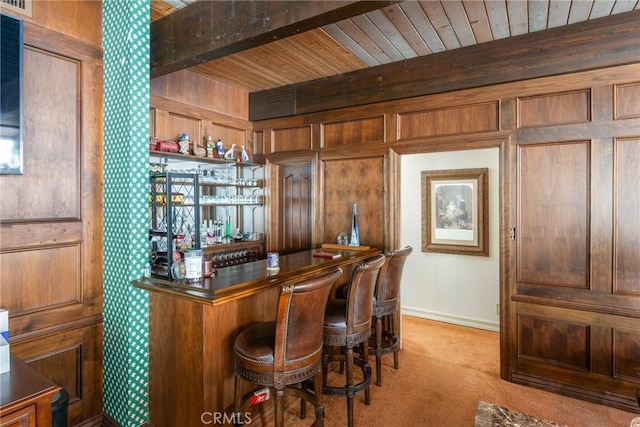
[133,247,380,427]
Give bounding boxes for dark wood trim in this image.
[150,1,399,78]
[249,10,640,120]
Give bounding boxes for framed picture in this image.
[421,168,489,256]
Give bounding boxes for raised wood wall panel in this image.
[614,138,640,295]
[271,126,313,153]
[167,113,201,144]
[0,47,80,221]
[615,82,640,119]
[517,142,589,288]
[518,90,591,128]
[321,158,385,249]
[398,102,499,140]
[0,20,104,425]
[517,315,590,370]
[254,130,264,156]
[151,70,248,120]
[320,116,385,147]
[0,246,81,314]
[614,330,640,381]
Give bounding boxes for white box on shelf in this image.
[0,309,9,374]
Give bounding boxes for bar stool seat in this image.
[233,267,343,427]
[320,254,386,427]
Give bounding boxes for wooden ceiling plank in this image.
[528,0,550,33]
[548,0,571,28]
[366,9,417,60]
[462,0,494,43]
[568,0,594,23]
[337,18,392,64]
[382,4,432,56]
[351,13,404,62]
[590,0,616,18]
[486,0,511,39]
[507,0,529,35]
[151,0,399,78]
[611,0,638,13]
[323,23,380,66]
[442,0,477,47]
[401,1,446,53]
[419,1,461,50]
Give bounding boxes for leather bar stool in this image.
[320,254,386,427]
[369,246,412,386]
[334,246,413,387]
[233,267,343,427]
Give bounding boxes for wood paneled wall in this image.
[253,63,640,413]
[0,14,104,427]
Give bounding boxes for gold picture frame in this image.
[422,168,489,256]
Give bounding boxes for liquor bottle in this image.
[349,202,360,246]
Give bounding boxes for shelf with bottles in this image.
[149,150,263,168]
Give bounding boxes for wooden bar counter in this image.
[133,247,380,427]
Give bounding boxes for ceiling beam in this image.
[249,10,640,121]
[151,0,399,79]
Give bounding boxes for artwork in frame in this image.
[421,168,489,256]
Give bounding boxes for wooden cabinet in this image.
[0,355,59,427]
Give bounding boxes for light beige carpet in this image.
[474,401,566,427]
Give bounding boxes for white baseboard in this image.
[401,306,500,332]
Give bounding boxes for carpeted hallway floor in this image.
[268,315,638,427]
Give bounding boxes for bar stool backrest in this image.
[374,246,413,314]
[274,267,343,371]
[344,254,386,334]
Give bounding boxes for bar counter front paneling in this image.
[133,248,380,427]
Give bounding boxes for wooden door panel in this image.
[517,315,590,371]
[615,138,640,295]
[517,142,589,288]
[281,163,311,254]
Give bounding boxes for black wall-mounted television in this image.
[0,13,24,174]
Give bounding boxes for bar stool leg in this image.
[346,346,355,427]
[362,340,371,405]
[275,388,285,427]
[391,313,399,369]
[375,316,383,386]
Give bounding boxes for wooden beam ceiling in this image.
[150,0,398,78]
[249,10,640,121]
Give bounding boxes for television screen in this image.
[0,13,23,174]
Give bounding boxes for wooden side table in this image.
[0,355,60,427]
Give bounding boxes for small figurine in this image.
[224,143,236,160]
[178,133,190,155]
[241,146,250,163]
[216,138,225,158]
[206,136,214,158]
